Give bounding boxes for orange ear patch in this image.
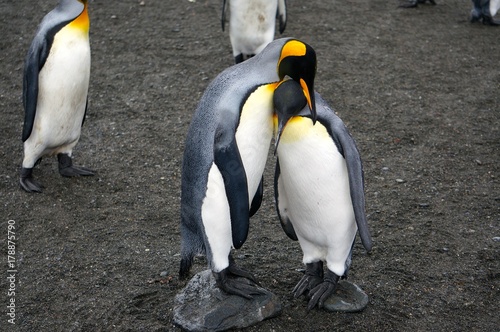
[278,40,306,65]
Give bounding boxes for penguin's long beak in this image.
[273,79,309,155]
[299,77,316,124]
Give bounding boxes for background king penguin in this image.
[20,0,94,193]
[180,38,316,298]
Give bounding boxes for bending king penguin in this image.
[273,79,372,310]
[20,0,94,193]
[180,38,316,298]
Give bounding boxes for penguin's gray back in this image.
[180,37,291,245]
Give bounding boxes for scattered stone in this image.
[418,203,430,208]
[323,280,369,312]
[492,237,500,242]
[395,178,405,183]
[160,271,168,277]
[173,270,282,331]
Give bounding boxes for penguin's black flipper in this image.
[22,0,85,142]
[214,137,250,250]
[277,0,287,34]
[274,159,298,241]
[321,100,372,252]
[249,176,264,217]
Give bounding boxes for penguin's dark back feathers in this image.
[314,92,372,251]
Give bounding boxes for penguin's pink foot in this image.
[19,167,43,193]
[58,153,95,177]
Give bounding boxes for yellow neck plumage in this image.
[67,2,89,34]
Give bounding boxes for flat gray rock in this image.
[173,270,282,332]
[323,280,369,312]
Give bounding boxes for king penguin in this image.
[272,79,372,310]
[20,0,94,193]
[180,38,316,299]
[221,0,287,63]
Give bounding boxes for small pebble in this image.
[160,271,169,277]
[396,178,405,183]
[492,237,500,242]
[418,203,430,208]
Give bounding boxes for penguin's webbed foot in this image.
[306,269,340,310]
[213,266,264,299]
[482,15,500,26]
[293,261,324,298]
[58,153,95,177]
[19,167,43,193]
[399,0,435,8]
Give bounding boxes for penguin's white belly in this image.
[276,117,357,276]
[229,0,278,56]
[30,27,90,154]
[201,164,233,273]
[201,84,274,272]
[235,83,275,201]
[491,0,500,17]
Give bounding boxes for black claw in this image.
[293,261,324,298]
[482,15,500,26]
[213,266,265,299]
[211,255,265,299]
[19,167,43,193]
[399,0,435,8]
[307,269,340,310]
[58,153,95,177]
[227,255,260,286]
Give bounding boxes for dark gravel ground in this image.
[1,0,499,331]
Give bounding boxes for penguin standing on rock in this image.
[272,79,372,310]
[221,0,287,63]
[20,0,94,193]
[180,38,316,299]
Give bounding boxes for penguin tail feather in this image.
[179,256,194,279]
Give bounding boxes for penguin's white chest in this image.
[34,25,90,148]
[235,83,275,199]
[229,0,278,56]
[276,117,357,274]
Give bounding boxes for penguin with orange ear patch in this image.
[21,0,94,193]
[273,79,372,310]
[180,38,316,299]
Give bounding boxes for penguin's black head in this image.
[273,79,308,153]
[277,39,317,123]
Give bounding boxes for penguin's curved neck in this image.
[67,3,89,34]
